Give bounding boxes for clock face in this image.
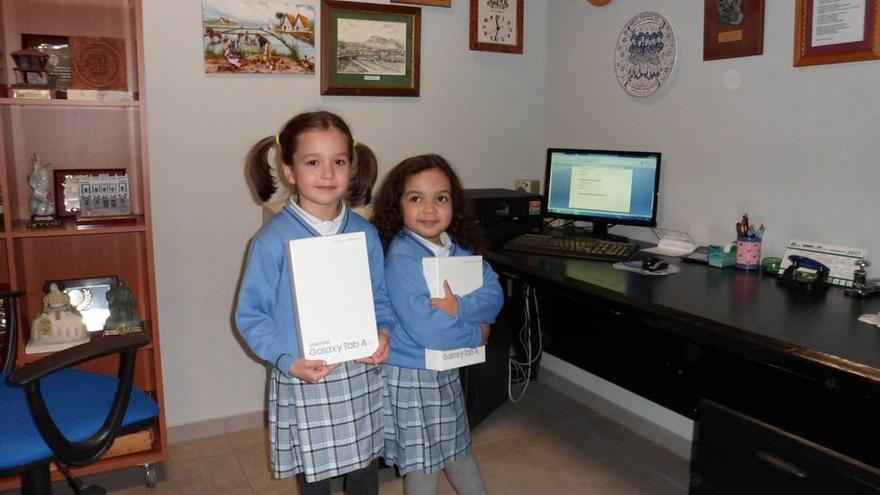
[481,14,514,43]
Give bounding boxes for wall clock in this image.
[469,0,524,54]
[614,11,676,97]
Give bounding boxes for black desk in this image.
[484,249,880,478]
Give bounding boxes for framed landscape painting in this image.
[321,0,421,96]
[202,0,316,74]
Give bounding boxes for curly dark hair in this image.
[373,154,486,253]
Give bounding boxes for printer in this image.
[464,188,543,249]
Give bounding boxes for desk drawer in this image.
[691,400,880,494]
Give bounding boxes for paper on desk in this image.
[858,313,880,328]
[779,240,866,287]
[642,228,697,257]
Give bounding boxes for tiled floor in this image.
[4,379,689,494]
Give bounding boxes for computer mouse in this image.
[643,257,669,272]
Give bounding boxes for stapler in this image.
[844,259,880,298]
[777,255,830,293]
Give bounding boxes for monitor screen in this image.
[543,148,661,233]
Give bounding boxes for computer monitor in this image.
[543,148,661,241]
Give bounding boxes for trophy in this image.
[11,48,52,99]
[27,155,61,228]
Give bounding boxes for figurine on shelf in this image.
[27,154,61,228]
[103,281,142,335]
[28,283,89,353]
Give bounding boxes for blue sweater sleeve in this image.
[366,229,394,333]
[458,258,504,324]
[386,252,482,350]
[234,237,295,377]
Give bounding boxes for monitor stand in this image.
[553,220,630,244]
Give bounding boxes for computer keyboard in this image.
[502,234,638,262]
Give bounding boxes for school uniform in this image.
[382,230,503,474]
[235,200,394,483]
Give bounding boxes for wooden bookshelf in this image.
[0,0,166,489]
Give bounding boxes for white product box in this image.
[287,232,378,364]
[422,256,486,371]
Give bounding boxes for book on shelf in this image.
[286,232,378,364]
[422,256,486,371]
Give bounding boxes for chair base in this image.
[21,465,51,495]
[20,463,107,495]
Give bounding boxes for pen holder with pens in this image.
[735,237,762,271]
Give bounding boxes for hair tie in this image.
[275,134,281,146]
[352,139,359,148]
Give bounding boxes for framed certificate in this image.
[794,0,880,66]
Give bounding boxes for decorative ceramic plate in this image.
[614,11,676,97]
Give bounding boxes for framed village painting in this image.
[202,0,316,74]
[321,0,421,96]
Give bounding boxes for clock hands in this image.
[493,15,501,41]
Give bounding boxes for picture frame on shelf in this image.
[53,168,127,219]
[321,0,421,96]
[703,0,765,61]
[21,33,71,89]
[469,0,524,54]
[43,276,118,332]
[794,0,880,66]
[391,0,450,7]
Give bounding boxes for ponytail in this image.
[347,142,379,207]
[246,136,278,202]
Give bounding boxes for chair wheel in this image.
[79,485,107,495]
[143,463,158,487]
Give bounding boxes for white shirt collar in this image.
[406,229,453,257]
[289,198,345,236]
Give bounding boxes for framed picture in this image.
[703,0,764,61]
[794,0,880,66]
[321,0,421,96]
[469,0,524,54]
[201,1,317,74]
[391,0,450,6]
[21,34,71,89]
[43,276,118,332]
[53,168,127,219]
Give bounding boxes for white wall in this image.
[545,0,880,254]
[143,1,547,427]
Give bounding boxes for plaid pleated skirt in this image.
[383,366,472,475]
[268,362,385,483]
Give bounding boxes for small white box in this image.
[422,256,486,371]
[422,256,483,298]
[425,346,486,371]
[287,232,378,364]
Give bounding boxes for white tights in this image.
[403,452,487,495]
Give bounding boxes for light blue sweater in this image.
[235,204,394,378]
[384,231,503,369]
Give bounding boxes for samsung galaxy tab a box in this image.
[422,256,486,371]
[287,232,378,364]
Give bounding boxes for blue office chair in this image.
[0,291,160,495]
